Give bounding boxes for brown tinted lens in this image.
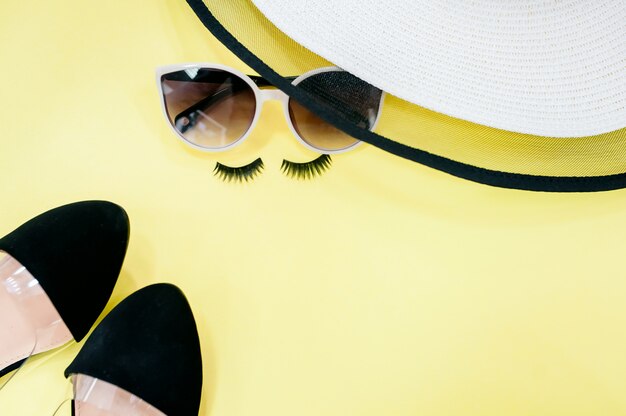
[288,70,383,152]
[289,100,358,151]
[161,68,256,149]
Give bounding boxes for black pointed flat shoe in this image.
[64,283,203,416]
[0,201,129,379]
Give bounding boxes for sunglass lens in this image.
[288,70,383,152]
[160,67,256,150]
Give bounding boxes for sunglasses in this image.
[156,63,385,154]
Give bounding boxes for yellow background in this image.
[1,1,626,415]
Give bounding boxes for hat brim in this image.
[186,0,626,192]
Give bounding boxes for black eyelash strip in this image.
[281,154,332,180]
[213,158,264,182]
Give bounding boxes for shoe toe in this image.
[65,283,203,416]
[0,200,130,341]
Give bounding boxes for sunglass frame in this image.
[156,63,385,154]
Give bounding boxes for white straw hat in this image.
[186,0,626,192]
[250,0,626,138]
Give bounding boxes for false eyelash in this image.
[281,154,332,180]
[213,158,264,182]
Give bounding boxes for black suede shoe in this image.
[64,283,203,416]
[0,201,129,378]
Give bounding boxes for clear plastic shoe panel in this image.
[0,251,72,390]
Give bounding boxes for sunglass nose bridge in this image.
[257,89,287,103]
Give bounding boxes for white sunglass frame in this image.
[155,63,385,154]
